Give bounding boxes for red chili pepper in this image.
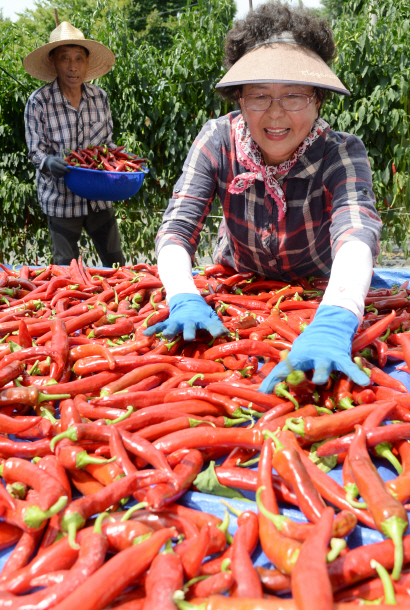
[352,310,396,352]
[348,424,408,579]
[137,448,202,511]
[291,506,335,610]
[143,547,184,610]
[386,440,410,503]
[0,521,22,552]
[278,430,376,529]
[231,509,263,598]
[0,528,44,582]
[49,528,175,610]
[200,339,280,361]
[270,432,326,523]
[255,436,301,574]
[3,456,67,512]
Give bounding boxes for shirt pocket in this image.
[88,121,105,146]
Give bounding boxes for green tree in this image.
[322,0,410,259]
[0,0,235,265]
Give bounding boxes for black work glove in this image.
[44,156,70,178]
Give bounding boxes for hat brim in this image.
[23,39,115,82]
[216,42,349,96]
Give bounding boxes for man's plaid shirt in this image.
[156,111,382,281]
[25,79,115,217]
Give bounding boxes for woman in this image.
[145,2,382,394]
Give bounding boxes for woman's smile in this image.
[240,82,321,166]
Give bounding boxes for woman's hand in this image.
[258,305,371,394]
[143,294,228,341]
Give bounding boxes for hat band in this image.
[250,30,300,50]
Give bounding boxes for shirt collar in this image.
[48,78,95,105]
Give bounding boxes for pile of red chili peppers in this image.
[64,145,147,172]
[0,259,410,609]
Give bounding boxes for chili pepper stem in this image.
[63,515,84,549]
[275,382,299,410]
[50,426,78,451]
[374,443,403,475]
[327,538,347,562]
[285,417,305,437]
[221,558,231,571]
[338,396,355,410]
[380,514,408,580]
[344,483,368,509]
[120,501,148,521]
[94,511,110,533]
[24,495,68,529]
[174,598,205,610]
[370,559,397,604]
[255,486,298,538]
[105,405,134,424]
[76,451,118,469]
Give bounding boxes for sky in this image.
[0,0,323,22]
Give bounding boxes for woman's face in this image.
[239,83,321,167]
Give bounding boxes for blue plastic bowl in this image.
[64,166,148,201]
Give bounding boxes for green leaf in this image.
[193,461,248,500]
[309,441,338,473]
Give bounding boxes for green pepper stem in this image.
[187,374,204,387]
[62,512,86,549]
[344,483,368,509]
[38,392,71,404]
[255,486,287,532]
[374,443,403,475]
[223,417,249,428]
[221,558,232,572]
[120,502,148,521]
[24,495,68,529]
[285,417,305,437]
[220,501,241,518]
[105,405,134,425]
[338,396,355,410]
[381,515,408,580]
[50,427,78,452]
[286,370,306,386]
[327,538,347,563]
[370,559,396,604]
[263,429,284,451]
[275,382,299,410]
[189,418,215,428]
[239,455,260,467]
[76,451,117,469]
[94,512,110,534]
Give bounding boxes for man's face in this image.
[50,45,89,92]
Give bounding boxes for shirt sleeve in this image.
[323,133,382,259]
[24,95,50,172]
[155,119,220,260]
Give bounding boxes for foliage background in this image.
[1,0,410,265]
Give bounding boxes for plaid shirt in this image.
[24,79,115,217]
[156,111,382,281]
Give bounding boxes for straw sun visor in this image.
[216,42,349,96]
[23,22,115,82]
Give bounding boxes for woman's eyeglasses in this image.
[240,92,316,112]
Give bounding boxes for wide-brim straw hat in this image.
[23,21,115,82]
[216,31,349,96]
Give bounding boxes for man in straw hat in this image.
[23,18,126,267]
[145,1,382,395]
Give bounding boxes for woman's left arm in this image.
[259,136,380,394]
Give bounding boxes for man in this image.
[23,20,126,267]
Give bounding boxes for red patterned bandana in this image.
[229,116,329,221]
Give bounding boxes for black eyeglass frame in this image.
[239,90,317,112]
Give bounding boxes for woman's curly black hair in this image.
[218,1,335,104]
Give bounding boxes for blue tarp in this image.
[0,268,410,574]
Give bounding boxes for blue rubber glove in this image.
[259,305,371,394]
[143,293,228,341]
